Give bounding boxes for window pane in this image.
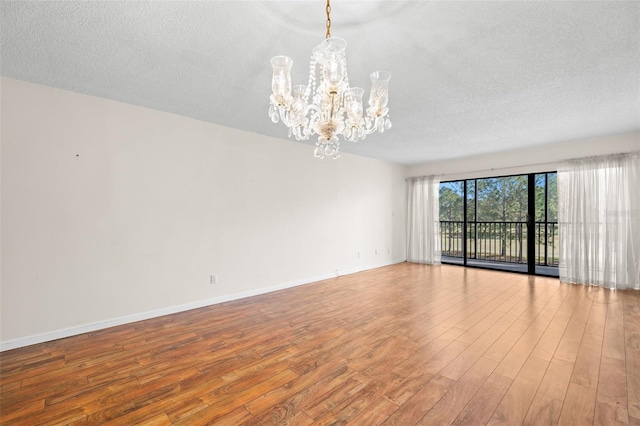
[535,174,545,222]
[439,181,464,221]
[534,172,559,275]
[476,176,528,222]
[439,181,464,260]
[547,172,557,222]
[466,180,476,222]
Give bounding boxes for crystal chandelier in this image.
[268,0,391,159]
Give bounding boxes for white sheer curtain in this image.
[558,152,640,290]
[407,176,441,265]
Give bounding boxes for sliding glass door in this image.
[439,172,558,276]
[440,180,465,263]
[534,172,558,275]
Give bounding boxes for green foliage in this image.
[534,173,558,222]
[439,182,464,221]
[439,173,558,224]
[467,180,476,221]
[476,176,528,222]
[438,173,559,263]
[547,173,558,221]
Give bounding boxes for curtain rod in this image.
[405,159,558,181]
[406,150,640,181]
[564,150,639,163]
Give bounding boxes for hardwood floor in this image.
[1,263,639,425]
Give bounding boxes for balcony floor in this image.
[442,255,559,277]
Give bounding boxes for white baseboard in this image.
[0,259,406,352]
[336,258,406,277]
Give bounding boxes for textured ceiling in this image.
[1,1,639,165]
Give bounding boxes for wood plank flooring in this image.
[1,263,639,425]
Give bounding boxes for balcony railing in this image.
[440,221,558,266]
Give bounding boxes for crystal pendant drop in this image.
[269,106,279,123]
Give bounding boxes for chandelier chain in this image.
[325,0,331,39]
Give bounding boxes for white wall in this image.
[0,77,407,350]
[407,132,640,180]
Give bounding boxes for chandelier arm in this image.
[274,103,298,129]
[360,125,382,136]
[276,102,323,141]
[359,113,389,134]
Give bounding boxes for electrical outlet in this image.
[210,274,217,284]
